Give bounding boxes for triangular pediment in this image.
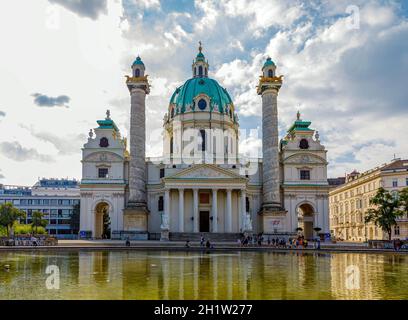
[165,164,246,181]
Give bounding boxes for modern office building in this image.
[0,178,80,239]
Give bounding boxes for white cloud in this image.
[0,0,407,185]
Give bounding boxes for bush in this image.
[14,223,47,235]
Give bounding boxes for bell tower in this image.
[123,55,150,240]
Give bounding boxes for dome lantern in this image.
[192,41,209,78]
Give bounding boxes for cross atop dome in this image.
[192,41,209,78]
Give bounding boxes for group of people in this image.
[199,236,214,249]
[239,234,321,249]
[239,234,264,246]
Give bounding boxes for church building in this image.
[79,45,330,241]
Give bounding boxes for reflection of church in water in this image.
[79,44,330,240]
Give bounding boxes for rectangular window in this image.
[158,196,164,212]
[50,199,58,206]
[98,168,109,178]
[199,193,210,204]
[160,168,165,178]
[406,178,408,186]
[392,179,398,188]
[300,170,310,180]
[58,229,72,234]
[43,199,49,205]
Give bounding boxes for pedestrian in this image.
[125,237,130,247]
[206,239,211,249]
[185,240,190,248]
[200,235,205,247]
[317,237,321,250]
[267,237,271,246]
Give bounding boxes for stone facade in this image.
[79,49,330,240]
[329,159,408,242]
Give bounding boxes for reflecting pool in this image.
[1,250,408,300]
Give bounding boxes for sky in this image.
[0,0,407,186]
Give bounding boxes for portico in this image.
[159,164,251,239]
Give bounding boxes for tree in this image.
[0,203,26,237]
[365,188,402,240]
[31,211,48,234]
[399,187,408,217]
[70,203,80,235]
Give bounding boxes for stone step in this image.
[169,232,242,242]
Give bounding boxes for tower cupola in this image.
[132,56,145,78]
[262,57,276,78]
[192,41,209,78]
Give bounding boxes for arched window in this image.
[199,129,206,151]
[205,68,208,77]
[170,137,174,154]
[135,68,140,77]
[198,66,203,77]
[299,139,309,149]
[194,67,196,77]
[268,69,273,77]
[246,197,250,212]
[171,107,175,118]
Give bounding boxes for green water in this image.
[1,250,407,300]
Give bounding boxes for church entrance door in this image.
[199,211,210,232]
[95,202,111,239]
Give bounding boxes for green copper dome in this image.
[169,77,233,114]
[263,57,275,68]
[196,52,205,61]
[132,56,144,66]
